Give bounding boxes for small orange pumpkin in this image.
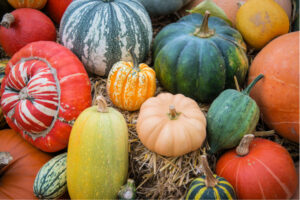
[137,93,206,157]
[8,0,47,9]
[107,49,156,111]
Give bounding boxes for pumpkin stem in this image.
[201,154,218,187]
[168,105,180,120]
[236,134,255,156]
[129,47,140,71]
[0,152,13,170]
[194,10,215,38]
[243,74,264,95]
[118,179,136,200]
[0,13,14,29]
[96,96,109,113]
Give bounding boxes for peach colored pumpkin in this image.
[137,93,206,157]
[248,31,299,143]
[8,0,47,9]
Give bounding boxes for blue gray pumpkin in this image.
[59,0,153,76]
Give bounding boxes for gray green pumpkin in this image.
[153,12,248,103]
[33,152,67,199]
[137,0,191,16]
[207,74,264,154]
[59,0,152,76]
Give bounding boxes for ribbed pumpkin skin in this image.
[186,176,236,199]
[153,14,248,103]
[107,61,156,111]
[34,153,67,199]
[67,106,128,199]
[0,41,92,152]
[60,0,152,77]
[0,60,8,129]
[207,89,259,153]
[216,138,298,199]
[8,0,47,9]
[137,0,191,16]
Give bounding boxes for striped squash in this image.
[0,60,8,129]
[0,41,92,152]
[185,155,236,199]
[59,0,153,77]
[33,153,67,199]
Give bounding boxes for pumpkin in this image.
[45,0,72,24]
[207,74,263,154]
[0,129,52,199]
[107,48,156,111]
[137,0,191,16]
[0,60,8,129]
[153,12,248,103]
[185,155,236,199]
[118,179,136,200]
[137,93,206,157]
[248,32,299,143]
[236,0,289,49]
[7,0,47,9]
[0,0,13,19]
[0,8,56,57]
[34,152,67,199]
[216,134,298,199]
[0,41,92,152]
[67,96,128,199]
[59,0,152,77]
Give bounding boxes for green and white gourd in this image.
[59,0,153,76]
[33,152,67,199]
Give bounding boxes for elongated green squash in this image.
[67,96,128,199]
[33,152,67,199]
[207,74,264,153]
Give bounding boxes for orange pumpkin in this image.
[107,49,156,111]
[0,129,52,199]
[137,93,206,157]
[248,31,299,143]
[8,0,47,9]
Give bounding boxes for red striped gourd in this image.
[0,41,92,152]
[34,153,67,199]
[0,60,8,129]
[67,96,128,199]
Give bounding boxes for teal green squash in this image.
[207,74,264,154]
[33,152,67,199]
[153,12,248,103]
[185,155,236,200]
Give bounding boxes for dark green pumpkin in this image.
[207,74,264,154]
[153,12,248,103]
[185,155,236,200]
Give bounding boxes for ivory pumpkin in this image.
[137,93,206,157]
[8,0,47,9]
[0,129,52,199]
[236,0,289,49]
[107,49,156,111]
[248,32,299,143]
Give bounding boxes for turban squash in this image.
[0,41,92,152]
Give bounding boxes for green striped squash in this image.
[153,12,248,103]
[0,60,8,129]
[59,0,152,77]
[33,152,67,199]
[207,74,264,154]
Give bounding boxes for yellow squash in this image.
[236,0,289,49]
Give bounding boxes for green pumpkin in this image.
[33,153,67,199]
[153,12,248,103]
[185,155,236,200]
[207,74,264,154]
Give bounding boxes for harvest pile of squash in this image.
[0,0,299,199]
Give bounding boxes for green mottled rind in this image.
[153,13,248,102]
[33,153,67,199]
[207,89,260,154]
[185,175,236,200]
[67,106,128,199]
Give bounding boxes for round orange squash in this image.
[107,50,156,111]
[248,31,299,143]
[137,93,206,157]
[236,0,289,49]
[8,0,47,9]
